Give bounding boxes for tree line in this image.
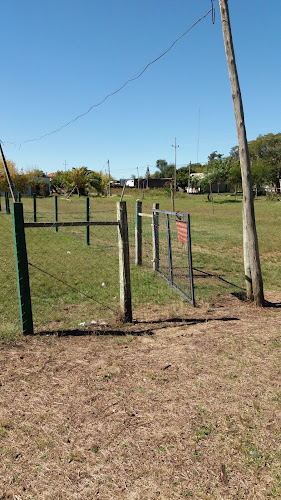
[0,164,107,197]
[0,163,50,196]
[49,168,106,196]
[150,132,281,193]
[1,132,280,197]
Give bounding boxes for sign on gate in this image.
[176,220,188,244]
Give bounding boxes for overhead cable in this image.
[2,7,212,147]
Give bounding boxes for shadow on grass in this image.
[214,199,242,204]
[194,267,245,290]
[34,316,239,337]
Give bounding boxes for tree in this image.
[249,133,281,189]
[199,154,231,193]
[50,171,68,192]
[229,146,239,161]
[155,159,174,178]
[89,171,105,195]
[0,159,29,194]
[176,163,202,189]
[230,133,281,192]
[227,160,242,193]
[64,167,91,196]
[25,168,49,196]
[208,151,223,162]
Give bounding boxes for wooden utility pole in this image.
[108,159,111,196]
[146,166,150,189]
[218,0,264,306]
[171,138,179,199]
[0,142,16,202]
[117,201,132,322]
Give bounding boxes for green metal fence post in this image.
[54,196,58,232]
[86,196,90,245]
[135,199,142,265]
[12,202,34,335]
[33,193,37,222]
[5,192,10,214]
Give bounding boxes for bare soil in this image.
[0,293,280,499]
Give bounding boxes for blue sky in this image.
[1,0,280,179]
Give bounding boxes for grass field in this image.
[0,190,280,498]
[1,190,281,339]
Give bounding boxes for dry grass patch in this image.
[0,293,280,499]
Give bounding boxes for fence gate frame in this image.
[12,200,132,335]
[135,200,195,306]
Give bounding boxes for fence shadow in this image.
[34,316,239,337]
[35,328,155,337]
[264,300,281,308]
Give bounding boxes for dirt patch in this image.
[0,293,280,499]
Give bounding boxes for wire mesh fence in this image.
[21,197,121,332]
[0,213,21,338]
[1,195,195,337]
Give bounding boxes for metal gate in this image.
[135,202,195,305]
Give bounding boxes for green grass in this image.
[1,191,281,339]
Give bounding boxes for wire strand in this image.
[28,261,116,312]
[2,8,212,147]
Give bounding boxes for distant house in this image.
[46,173,56,182]
[145,178,172,189]
[119,178,136,187]
[120,178,173,189]
[186,173,204,194]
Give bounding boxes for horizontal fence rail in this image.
[24,221,119,228]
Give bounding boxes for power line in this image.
[2,7,212,148]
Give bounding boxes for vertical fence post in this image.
[12,203,34,335]
[54,195,58,232]
[33,193,37,222]
[187,214,195,306]
[0,193,1,211]
[166,214,173,284]
[18,192,22,203]
[5,192,10,214]
[117,201,132,322]
[152,203,159,271]
[135,199,142,265]
[86,196,90,245]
